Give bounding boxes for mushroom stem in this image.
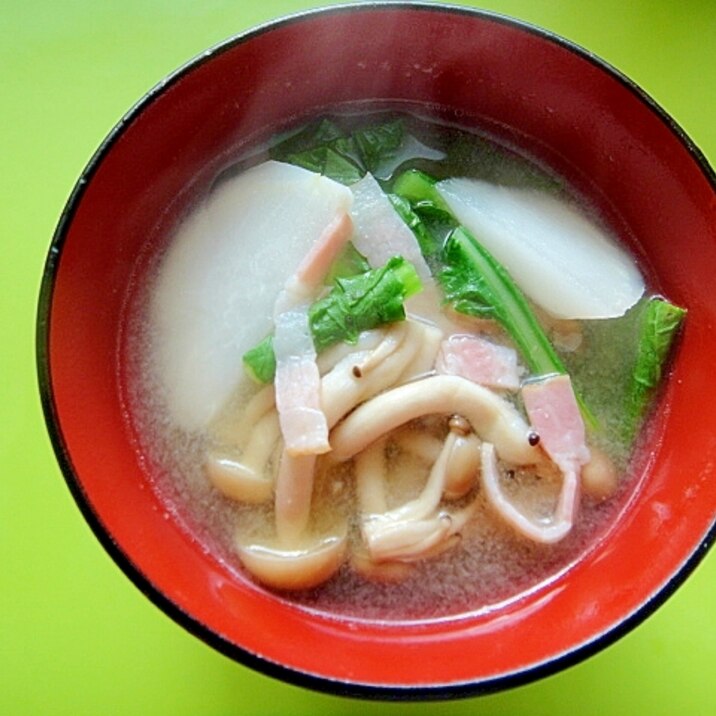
[206,410,279,503]
[232,321,446,590]
[394,321,443,383]
[273,322,433,545]
[331,375,538,466]
[385,430,456,523]
[321,320,437,425]
[363,513,454,562]
[274,452,317,544]
[237,448,348,591]
[354,438,389,514]
[362,505,475,564]
[233,385,276,446]
[480,442,578,543]
[353,321,409,375]
[443,427,481,500]
[356,429,477,564]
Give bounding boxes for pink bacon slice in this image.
[522,373,590,476]
[292,211,354,291]
[481,373,590,543]
[436,334,522,391]
[273,211,354,457]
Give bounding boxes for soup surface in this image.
[122,111,683,621]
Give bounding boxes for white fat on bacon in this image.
[349,173,450,328]
[350,173,432,282]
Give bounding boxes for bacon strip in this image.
[436,334,521,390]
[273,211,354,456]
[522,373,590,476]
[480,374,590,544]
[292,211,354,290]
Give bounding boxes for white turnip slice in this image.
[150,161,353,431]
[436,178,644,320]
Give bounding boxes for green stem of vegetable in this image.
[242,256,422,383]
[392,169,453,214]
[443,226,566,376]
[391,169,598,430]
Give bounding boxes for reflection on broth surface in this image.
[123,111,685,620]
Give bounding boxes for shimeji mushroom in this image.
[235,321,441,590]
[354,423,479,570]
[442,416,481,500]
[205,410,279,504]
[480,442,578,544]
[350,438,418,582]
[205,386,278,503]
[580,445,618,500]
[480,373,592,543]
[327,373,541,573]
[207,322,414,506]
[330,374,539,467]
[236,532,348,591]
[391,422,482,500]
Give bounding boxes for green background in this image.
[2,1,715,714]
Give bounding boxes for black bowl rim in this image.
[36,0,716,702]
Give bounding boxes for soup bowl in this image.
[37,1,716,699]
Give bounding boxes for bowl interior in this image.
[40,4,716,696]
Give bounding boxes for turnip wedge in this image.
[351,173,447,326]
[150,160,353,432]
[436,178,645,319]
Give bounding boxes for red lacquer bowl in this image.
[37,2,716,699]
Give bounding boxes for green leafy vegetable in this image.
[352,120,405,174]
[392,168,452,214]
[269,118,406,185]
[286,147,364,186]
[624,297,686,438]
[387,194,443,263]
[269,118,345,157]
[324,242,371,283]
[242,336,276,385]
[242,256,422,383]
[310,255,421,351]
[392,170,564,373]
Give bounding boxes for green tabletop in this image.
[2,1,715,714]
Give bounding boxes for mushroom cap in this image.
[236,531,347,591]
[206,455,273,504]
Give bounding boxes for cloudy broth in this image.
[122,111,669,621]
